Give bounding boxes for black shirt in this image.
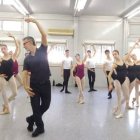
[23,44,51,83]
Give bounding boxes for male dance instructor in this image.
[22,17,51,137]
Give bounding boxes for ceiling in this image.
[0,5,16,12]
[22,0,75,15]
[0,0,140,17]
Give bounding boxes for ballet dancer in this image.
[123,40,140,107]
[86,44,97,92]
[0,58,10,114]
[108,50,130,119]
[72,44,87,104]
[8,33,22,88]
[0,34,18,103]
[131,53,140,107]
[22,17,51,137]
[60,49,73,94]
[103,50,113,99]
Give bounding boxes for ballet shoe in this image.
[2,104,6,112]
[107,96,112,99]
[60,89,64,92]
[79,97,85,104]
[115,113,123,119]
[0,106,10,115]
[77,98,80,103]
[112,107,118,115]
[126,106,134,110]
[65,91,71,94]
[92,89,97,91]
[88,89,93,92]
[132,98,136,105]
[8,96,16,102]
[77,96,82,103]
[79,100,85,104]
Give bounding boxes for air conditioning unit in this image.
[36,39,67,44]
[48,28,74,36]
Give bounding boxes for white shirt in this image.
[86,57,96,68]
[103,58,113,71]
[62,56,73,69]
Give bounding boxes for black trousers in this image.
[87,69,95,90]
[62,69,70,91]
[28,80,51,129]
[106,71,112,96]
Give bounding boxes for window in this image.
[84,42,115,64]
[36,42,66,65]
[48,44,66,65]
[3,21,22,31]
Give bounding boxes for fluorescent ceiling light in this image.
[74,0,87,12]
[3,0,13,4]
[125,6,140,19]
[3,0,29,15]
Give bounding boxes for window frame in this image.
[36,40,67,66]
[2,20,23,32]
[83,41,115,66]
[0,20,23,33]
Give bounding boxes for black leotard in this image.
[111,63,127,85]
[127,64,136,83]
[0,58,13,81]
[135,64,140,80]
[0,64,2,74]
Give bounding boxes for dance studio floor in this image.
[0,86,140,140]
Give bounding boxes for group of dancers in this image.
[0,17,51,137]
[60,39,140,119]
[107,42,140,119]
[60,44,98,104]
[0,17,140,137]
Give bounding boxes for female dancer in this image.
[103,50,113,99]
[0,58,10,114]
[108,50,129,119]
[9,35,22,88]
[131,53,140,107]
[0,34,18,105]
[72,45,87,104]
[123,41,140,107]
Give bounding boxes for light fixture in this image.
[125,6,140,19]
[3,0,29,15]
[74,0,87,12]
